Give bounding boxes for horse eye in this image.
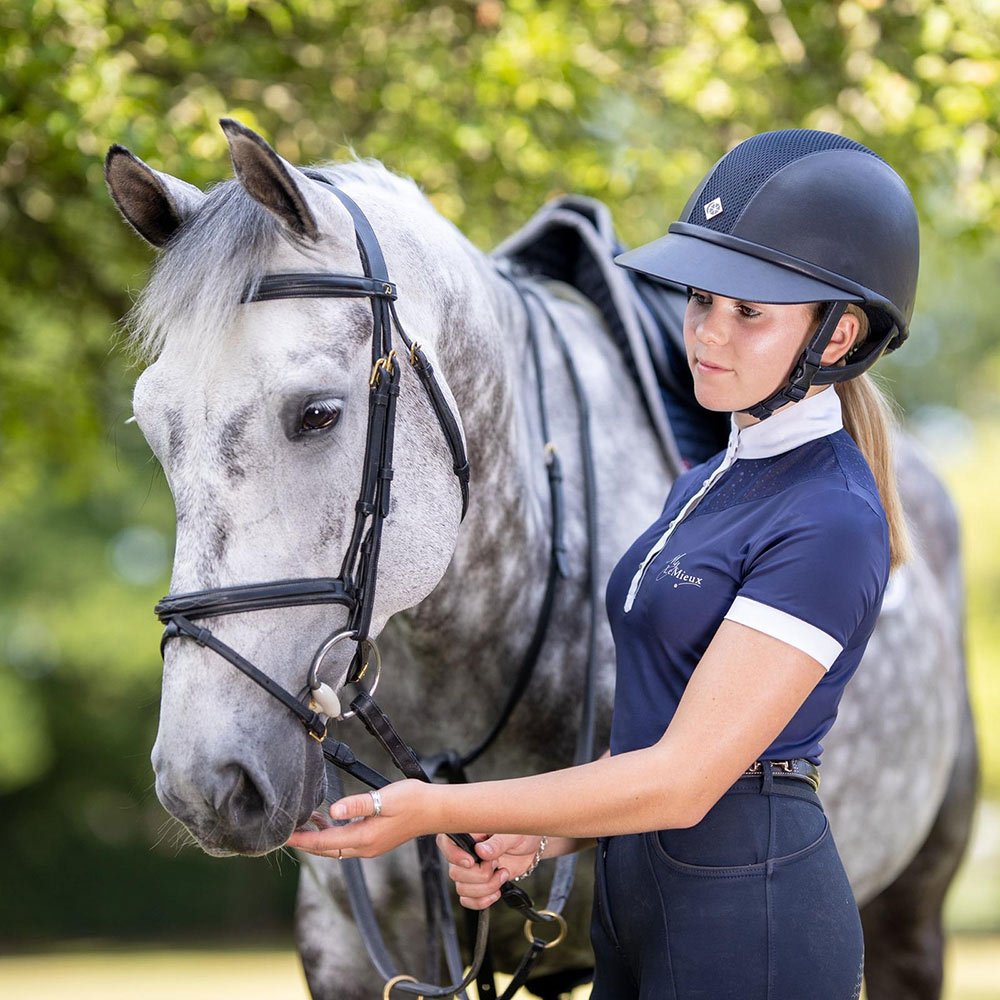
[300,400,341,433]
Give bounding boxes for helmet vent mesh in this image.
[690,130,882,234]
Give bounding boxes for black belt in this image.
[741,758,820,792]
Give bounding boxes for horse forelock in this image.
[126,159,429,364]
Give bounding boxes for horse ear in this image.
[105,145,205,248]
[219,118,320,240]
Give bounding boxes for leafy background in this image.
[1,0,998,949]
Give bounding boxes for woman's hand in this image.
[436,833,544,910]
[286,779,430,859]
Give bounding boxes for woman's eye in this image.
[737,304,762,319]
[300,400,341,433]
[688,289,711,306]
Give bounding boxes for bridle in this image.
[157,174,470,725]
[153,174,599,999]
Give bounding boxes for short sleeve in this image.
[723,490,889,670]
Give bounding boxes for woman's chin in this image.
[692,384,739,414]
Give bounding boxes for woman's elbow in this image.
[658,779,722,830]
[670,801,709,830]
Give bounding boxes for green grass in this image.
[0,939,997,999]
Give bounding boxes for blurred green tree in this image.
[1,0,997,938]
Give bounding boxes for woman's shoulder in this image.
[787,430,886,524]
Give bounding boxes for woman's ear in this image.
[821,309,861,366]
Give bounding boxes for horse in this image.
[105,120,977,1000]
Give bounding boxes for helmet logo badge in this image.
[704,197,724,220]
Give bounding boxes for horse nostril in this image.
[213,763,269,826]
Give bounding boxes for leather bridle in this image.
[153,174,599,999]
[157,175,470,714]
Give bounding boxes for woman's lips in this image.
[695,358,731,374]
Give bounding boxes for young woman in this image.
[288,129,919,999]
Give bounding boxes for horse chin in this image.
[154,743,328,857]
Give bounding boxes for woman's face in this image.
[683,290,816,423]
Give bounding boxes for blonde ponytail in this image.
[833,305,912,570]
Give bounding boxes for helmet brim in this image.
[615,231,865,305]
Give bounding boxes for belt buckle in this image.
[744,759,793,776]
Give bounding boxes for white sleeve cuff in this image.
[724,596,843,670]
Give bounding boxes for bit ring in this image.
[307,629,382,721]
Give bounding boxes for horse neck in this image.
[397,257,557,699]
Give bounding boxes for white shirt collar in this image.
[727,387,843,460]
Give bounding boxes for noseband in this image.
[155,174,470,730]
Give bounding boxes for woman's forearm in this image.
[426,742,695,840]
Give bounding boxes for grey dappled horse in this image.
[106,122,976,1000]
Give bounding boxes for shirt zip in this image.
[623,428,739,613]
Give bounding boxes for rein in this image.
[154,174,600,998]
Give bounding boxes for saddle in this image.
[493,195,730,472]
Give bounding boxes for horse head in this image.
[107,121,480,854]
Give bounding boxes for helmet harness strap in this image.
[742,300,847,421]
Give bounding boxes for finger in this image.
[476,834,529,860]
[436,833,476,867]
[453,869,510,899]
[437,833,492,869]
[287,829,337,850]
[287,825,370,854]
[448,861,497,885]
[330,793,375,821]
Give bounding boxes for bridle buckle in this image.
[369,349,398,387]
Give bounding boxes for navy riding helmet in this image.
[615,129,919,420]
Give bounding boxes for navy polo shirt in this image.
[606,388,890,764]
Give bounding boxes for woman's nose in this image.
[693,309,727,345]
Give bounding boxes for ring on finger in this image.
[369,789,383,817]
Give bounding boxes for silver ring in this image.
[307,628,357,690]
[307,629,382,721]
[369,789,383,818]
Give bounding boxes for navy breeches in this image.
[590,768,864,1000]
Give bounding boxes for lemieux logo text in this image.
[655,554,704,588]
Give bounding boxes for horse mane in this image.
[126,160,426,362]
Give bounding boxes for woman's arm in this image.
[287,620,825,857]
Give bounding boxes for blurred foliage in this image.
[939,421,1000,800]
[0,0,998,938]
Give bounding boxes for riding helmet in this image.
[615,129,919,418]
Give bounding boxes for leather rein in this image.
[154,174,600,999]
